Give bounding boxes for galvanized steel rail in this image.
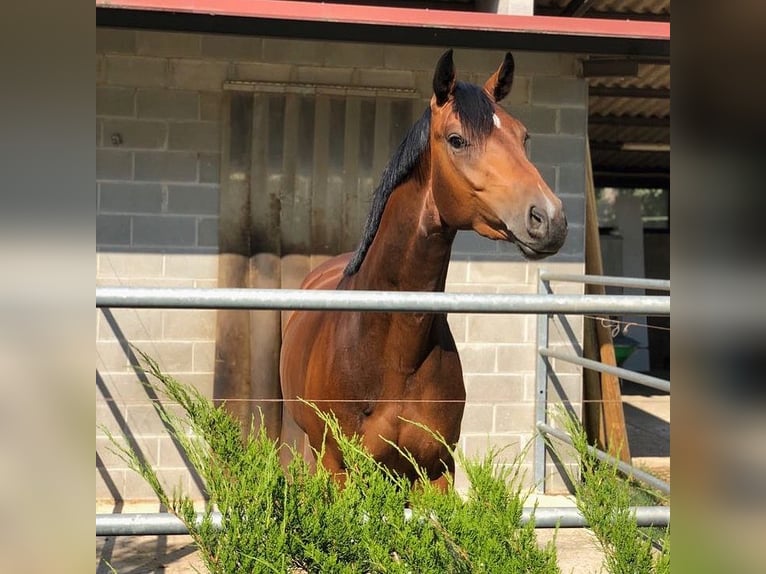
[534,271,671,495]
[96,505,668,536]
[539,271,671,291]
[96,286,670,315]
[97,512,222,536]
[539,348,670,393]
[96,272,671,537]
[538,423,671,495]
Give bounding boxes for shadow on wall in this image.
[96,308,208,505]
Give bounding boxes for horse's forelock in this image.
[452,82,495,145]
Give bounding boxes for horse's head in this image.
[428,50,567,260]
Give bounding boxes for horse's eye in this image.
[448,134,467,150]
[523,133,531,153]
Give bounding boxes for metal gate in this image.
[96,274,670,535]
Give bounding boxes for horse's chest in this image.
[360,359,465,438]
[360,397,462,478]
[323,315,465,443]
[337,344,463,402]
[335,314,460,382]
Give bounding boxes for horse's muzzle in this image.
[521,205,567,259]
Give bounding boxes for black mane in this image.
[343,82,495,276]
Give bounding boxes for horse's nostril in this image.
[528,206,547,236]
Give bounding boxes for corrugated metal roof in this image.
[532,1,671,188]
[536,0,669,18]
[590,63,669,90]
[595,0,669,16]
[589,96,668,119]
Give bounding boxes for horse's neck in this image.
[350,178,455,293]
[343,175,456,373]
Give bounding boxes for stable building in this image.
[96,0,670,503]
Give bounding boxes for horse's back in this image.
[300,253,352,291]
[282,252,351,334]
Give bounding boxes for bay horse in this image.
[280,50,567,490]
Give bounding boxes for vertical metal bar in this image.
[534,274,551,493]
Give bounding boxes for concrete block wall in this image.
[446,261,587,492]
[96,28,587,503]
[96,252,218,502]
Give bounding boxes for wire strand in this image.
[584,315,671,335]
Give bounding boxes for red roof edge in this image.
[96,0,670,41]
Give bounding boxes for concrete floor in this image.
[95,526,607,574]
[96,385,669,573]
[97,535,204,574]
[622,381,671,483]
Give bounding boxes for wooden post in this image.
[583,140,631,463]
[582,317,606,449]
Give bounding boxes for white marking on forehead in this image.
[492,113,501,128]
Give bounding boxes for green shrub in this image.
[104,349,558,573]
[549,410,670,574]
[104,351,670,573]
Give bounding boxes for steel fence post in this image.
[534,273,551,493]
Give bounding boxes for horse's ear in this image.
[433,49,456,106]
[484,52,515,103]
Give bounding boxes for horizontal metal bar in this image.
[539,348,670,393]
[593,170,669,190]
[539,272,670,291]
[96,512,222,536]
[223,80,417,98]
[589,86,670,99]
[522,506,669,528]
[96,287,670,315]
[581,59,639,78]
[538,423,671,495]
[96,505,668,536]
[589,114,669,128]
